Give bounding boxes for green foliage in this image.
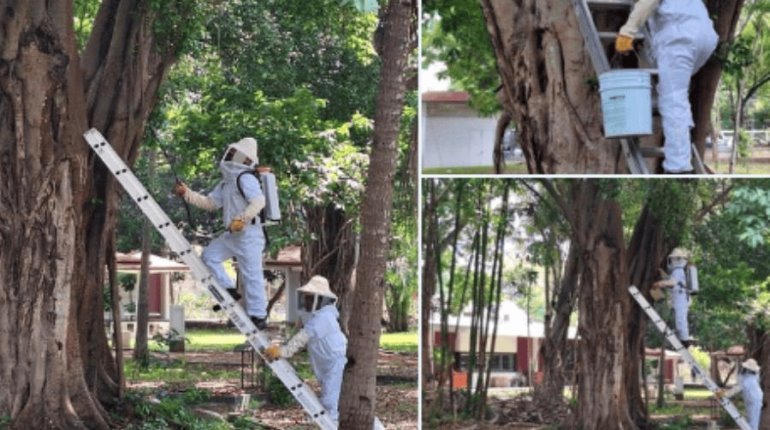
[422,2,500,114]
[0,415,10,430]
[379,331,418,353]
[73,0,99,50]
[206,0,379,121]
[149,0,208,56]
[125,388,226,430]
[265,372,294,406]
[120,273,137,291]
[643,180,700,245]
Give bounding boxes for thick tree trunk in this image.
[0,1,180,428]
[338,0,414,427]
[624,205,669,425]
[568,180,635,429]
[480,0,622,173]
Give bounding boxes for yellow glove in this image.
[650,287,664,302]
[264,344,282,360]
[615,34,634,54]
[228,218,246,232]
[173,180,187,197]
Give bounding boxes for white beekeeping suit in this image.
[652,248,694,345]
[718,359,764,430]
[264,276,347,423]
[615,0,719,173]
[173,137,268,329]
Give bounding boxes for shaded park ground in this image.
[116,329,418,429]
[424,387,749,430]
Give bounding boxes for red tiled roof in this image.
[422,91,471,103]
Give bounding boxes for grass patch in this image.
[185,328,245,352]
[711,160,770,174]
[423,163,527,175]
[125,358,239,385]
[175,328,417,354]
[380,331,417,353]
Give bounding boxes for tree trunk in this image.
[421,181,439,394]
[567,180,635,429]
[338,0,414,427]
[133,218,151,364]
[656,348,666,408]
[302,203,357,332]
[537,242,580,402]
[481,0,743,173]
[134,149,154,364]
[0,1,181,428]
[624,205,669,425]
[729,81,743,174]
[690,0,745,157]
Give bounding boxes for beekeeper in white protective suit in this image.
[717,359,764,430]
[173,137,268,330]
[652,248,696,347]
[615,0,719,173]
[264,276,347,423]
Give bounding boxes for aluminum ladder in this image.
[84,128,384,430]
[628,285,751,430]
[572,0,708,174]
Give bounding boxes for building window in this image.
[455,353,516,372]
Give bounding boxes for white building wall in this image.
[422,112,498,169]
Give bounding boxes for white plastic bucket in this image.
[599,70,652,138]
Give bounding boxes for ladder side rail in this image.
[573,0,611,73]
[628,286,752,430]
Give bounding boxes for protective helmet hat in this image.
[667,247,689,269]
[669,248,690,259]
[742,358,761,373]
[221,137,258,168]
[298,276,338,300]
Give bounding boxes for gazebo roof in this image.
[264,245,302,268]
[116,252,189,274]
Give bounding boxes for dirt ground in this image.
[126,349,417,429]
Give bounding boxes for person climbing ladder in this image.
[652,248,698,347]
[615,0,718,173]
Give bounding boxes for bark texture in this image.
[302,203,357,332]
[0,1,180,428]
[623,206,669,425]
[338,0,414,426]
[536,242,579,402]
[548,180,634,428]
[480,0,622,173]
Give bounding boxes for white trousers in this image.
[202,225,267,318]
[653,16,718,172]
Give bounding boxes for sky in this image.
[421,61,451,92]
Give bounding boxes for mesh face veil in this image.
[221,137,258,168]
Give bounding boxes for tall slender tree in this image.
[338,0,416,426]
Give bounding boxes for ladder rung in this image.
[598,31,646,42]
[586,0,635,10]
[639,147,665,158]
